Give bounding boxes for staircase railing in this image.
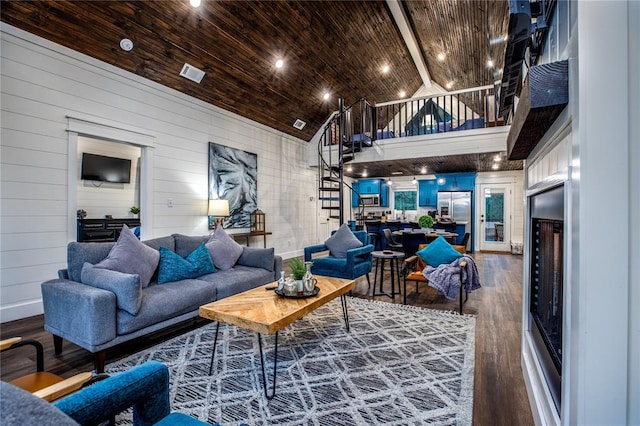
[372,84,504,140]
[317,98,372,227]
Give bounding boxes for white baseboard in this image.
[0,300,43,323]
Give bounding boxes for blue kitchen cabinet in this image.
[435,172,476,191]
[358,178,381,195]
[418,179,438,206]
[351,181,360,207]
[380,180,389,207]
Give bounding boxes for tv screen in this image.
[81,153,132,183]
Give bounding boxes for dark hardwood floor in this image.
[0,252,533,425]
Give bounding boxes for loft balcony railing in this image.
[369,84,505,141]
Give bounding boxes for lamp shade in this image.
[208,199,229,216]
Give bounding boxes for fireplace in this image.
[529,185,564,411]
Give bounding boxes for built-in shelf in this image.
[77,218,141,242]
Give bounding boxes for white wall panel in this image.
[1,24,316,322]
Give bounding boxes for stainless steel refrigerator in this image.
[437,191,472,248]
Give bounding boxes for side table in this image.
[371,250,403,299]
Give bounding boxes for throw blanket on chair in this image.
[423,255,481,300]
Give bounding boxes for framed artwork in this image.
[208,142,257,229]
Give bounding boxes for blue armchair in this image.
[304,230,373,285]
[1,361,211,426]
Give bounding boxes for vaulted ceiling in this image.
[1,0,520,175]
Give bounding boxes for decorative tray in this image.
[275,286,320,298]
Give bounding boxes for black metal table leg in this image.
[208,321,221,375]
[372,256,393,298]
[340,294,350,332]
[258,332,278,400]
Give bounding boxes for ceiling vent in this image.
[293,119,306,130]
[179,63,205,84]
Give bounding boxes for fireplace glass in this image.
[530,219,563,370]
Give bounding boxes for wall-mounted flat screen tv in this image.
[81,153,132,183]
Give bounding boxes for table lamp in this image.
[208,199,229,229]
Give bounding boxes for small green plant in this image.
[418,214,434,229]
[289,257,306,280]
[130,206,140,214]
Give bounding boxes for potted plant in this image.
[418,214,434,230]
[129,206,140,217]
[289,257,306,281]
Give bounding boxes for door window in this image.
[484,188,505,242]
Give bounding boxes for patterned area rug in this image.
[107,298,476,425]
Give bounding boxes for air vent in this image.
[179,63,205,84]
[293,119,306,130]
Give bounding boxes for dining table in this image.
[392,229,459,244]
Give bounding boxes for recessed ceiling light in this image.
[445,81,453,90]
[421,167,427,174]
[322,92,330,101]
[275,59,284,69]
[391,171,403,175]
[119,38,134,51]
[382,64,390,74]
[494,154,502,162]
[486,59,494,68]
[489,35,508,45]
[346,165,353,172]
[362,170,368,177]
[398,90,406,98]
[437,53,446,62]
[189,0,201,7]
[492,163,500,170]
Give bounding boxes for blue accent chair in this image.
[1,361,213,426]
[304,230,373,286]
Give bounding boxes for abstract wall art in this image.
[208,143,257,229]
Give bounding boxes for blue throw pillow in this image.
[416,236,463,267]
[157,243,216,284]
[81,262,142,315]
[324,223,363,258]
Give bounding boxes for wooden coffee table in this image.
[199,275,355,399]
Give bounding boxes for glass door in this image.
[479,183,511,251]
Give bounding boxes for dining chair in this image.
[455,232,471,252]
[364,220,382,250]
[383,228,403,251]
[401,231,427,259]
[384,220,402,232]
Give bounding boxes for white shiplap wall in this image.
[0,24,318,322]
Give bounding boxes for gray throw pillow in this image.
[94,224,160,287]
[81,262,142,316]
[237,247,275,271]
[325,223,363,258]
[206,226,244,271]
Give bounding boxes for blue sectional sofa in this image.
[41,233,282,372]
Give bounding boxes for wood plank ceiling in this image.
[1,0,516,174]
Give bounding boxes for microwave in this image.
[361,195,380,206]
